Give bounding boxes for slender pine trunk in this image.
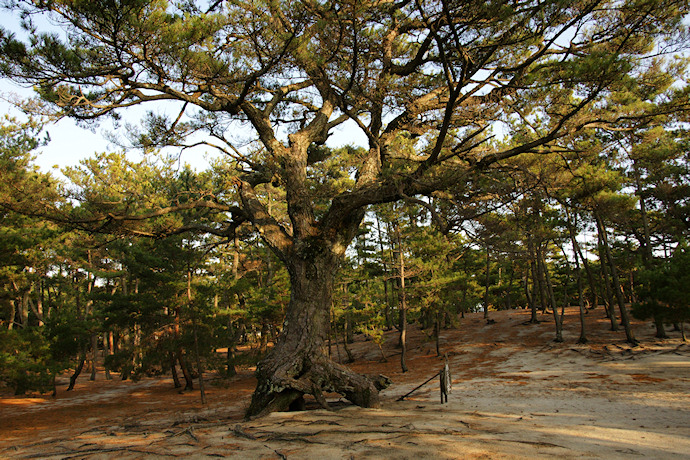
[484,247,491,319]
[171,353,182,389]
[595,213,637,345]
[564,206,588,344]
[395,224,409,373]
[535,243,549,315]
[634,166,666,338]
[188,266,206,404]
[90,334,98,381]
[541,248,563,342]
[597,229,619,330]
[103,334,112,380]
[67,349,86,391]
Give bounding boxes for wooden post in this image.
[440,353,451,404]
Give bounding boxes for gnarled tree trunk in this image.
[245,250,381,419]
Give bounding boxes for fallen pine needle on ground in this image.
[1,307,689,459]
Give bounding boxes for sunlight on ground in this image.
[542,424,690,453]
[652,360,690,368]
[0,398,47,407]
[1,309,687,459]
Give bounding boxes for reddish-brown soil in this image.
[1,307,689,459]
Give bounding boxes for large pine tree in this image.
[1,0,687,417]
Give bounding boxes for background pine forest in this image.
[2,109,689,396]
[0,0,689,402]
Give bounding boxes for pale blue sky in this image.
[0,10,142,174]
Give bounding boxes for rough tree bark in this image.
[245,250,381,419]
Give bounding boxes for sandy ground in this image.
[1,307,689,459]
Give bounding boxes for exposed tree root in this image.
[245,350,387,419]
